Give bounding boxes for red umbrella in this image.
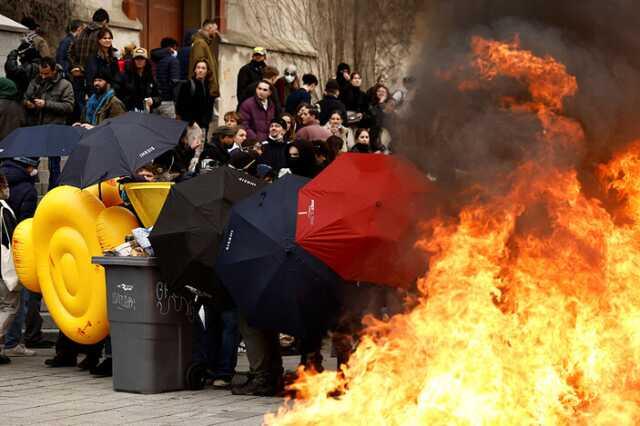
[295,153,434,288]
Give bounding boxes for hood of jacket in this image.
[151,47,172,63]
[1,160,34,186]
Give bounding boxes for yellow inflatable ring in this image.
[96,206,140,251]
[33,186,108,344]
[12,218,40,293]
[85,179,123,207]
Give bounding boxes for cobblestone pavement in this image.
[0,349,312,425]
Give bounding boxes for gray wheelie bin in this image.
[92,256,198,394]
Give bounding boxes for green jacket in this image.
[188,31,220,97]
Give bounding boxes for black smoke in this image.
[395,0,640,198]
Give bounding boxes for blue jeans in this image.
[48,157,61,190]
[193,306,239,379]
[4,288,28,348]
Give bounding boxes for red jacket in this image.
[238,96,276,141]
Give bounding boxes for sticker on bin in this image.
[112,282,136,311]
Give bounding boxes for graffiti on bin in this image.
[112,283,136,311]
[155,281,194,320]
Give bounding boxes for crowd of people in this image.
[0,9,415,396]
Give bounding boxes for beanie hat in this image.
[269,117,287,129]
[0,78,18,100]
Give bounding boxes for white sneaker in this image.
[4,344,36,357]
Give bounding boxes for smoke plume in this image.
[396,0,640,200]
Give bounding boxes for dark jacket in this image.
[238,96,277,141]
[70,22,104,72]
[23,70,75,126]
[0,79,24,140]
[341,85,369,114]
[85,51,120,94]
[4,50,40,100]
[0,99,24,141]
[117,64,161,111]
[285,88,311,114]
[1,160,37,222]
[175,79,214,129]
[178,29,197,80]
[199,137,231,169]
[150,47,180,101]
[317,95,347,125]
[258,137,288,172]
[236,60,265,100]
[56,33,75,76]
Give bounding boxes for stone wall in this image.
[0,14,28,78]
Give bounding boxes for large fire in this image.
[267,36,640,425]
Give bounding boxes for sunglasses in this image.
[285,71,296,76]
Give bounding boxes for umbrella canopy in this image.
[58,112,187,188]
[216,174,342,337]
[295,153,433,288]
[148,166,265,293]
[0,124,85,157]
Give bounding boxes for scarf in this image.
[85,89,114,125]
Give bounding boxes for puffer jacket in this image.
[150,47,180,101]
[23,69,75,126]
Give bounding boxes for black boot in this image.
[0,353,10,364]
[231,376,280,396]
[45,354,77,367]
[90,357,112,377]
[77,355,100,371]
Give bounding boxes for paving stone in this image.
[0,347,333,424]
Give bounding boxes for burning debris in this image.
[267,3,640,423]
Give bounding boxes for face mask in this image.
[284,75,295,84]
[171,50,178,58]
[30,169,38,177]
[1,188,9,199]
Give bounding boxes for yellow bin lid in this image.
[123,182,174,227]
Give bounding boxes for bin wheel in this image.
[185,362,207,390]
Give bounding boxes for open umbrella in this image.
[148,166,265,293]
[216,174,342,337]
[58,112,187,188]
[295,153,434,288]
[0,124,85,157]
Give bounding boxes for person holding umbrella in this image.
[75,70,126,128]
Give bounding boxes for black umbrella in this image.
[148,166,265,293]
[215,174,342,338]
[58,112,187,188]
[0,124,86,157]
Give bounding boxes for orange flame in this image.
[267,37,640,425]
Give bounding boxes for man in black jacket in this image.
[317,79,347,125]
[151,38,180,118]
[258,117,288,173]
[236,47,267,102]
